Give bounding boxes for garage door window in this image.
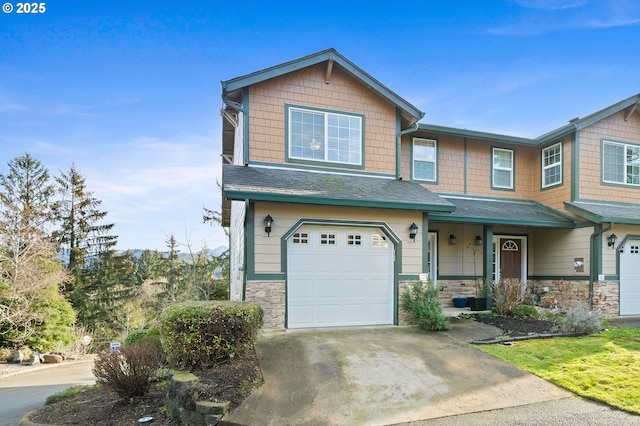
[292,232,309,244]
[622,244,640,254]
[347,234,362,246]
[320,233,336,245]
[372,234,388,247]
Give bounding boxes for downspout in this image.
[397,122,419,179]
[589,222,613,309]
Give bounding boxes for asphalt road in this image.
[0,360,95,426]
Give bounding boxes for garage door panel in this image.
[288,226,394,328]
[317,305,341,324]
[620,240,640,316]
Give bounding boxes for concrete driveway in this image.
[224,319,573,425]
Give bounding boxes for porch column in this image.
[483,225,494,309]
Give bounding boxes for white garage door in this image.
[287,226,394,328]
[620,239,640,315]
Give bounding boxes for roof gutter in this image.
[221,83,247,114]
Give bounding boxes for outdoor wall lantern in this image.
[475,235,483,246]
[409,222,419,241]
[607,233,617,249]
[449,233,457,245]
[264,214,274,237]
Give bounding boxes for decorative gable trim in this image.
[221,48,424,125]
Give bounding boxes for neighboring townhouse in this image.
[220,48,640,329]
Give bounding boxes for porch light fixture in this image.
[264,214,274,237]
[607,233,617,249]
[449,233,457,245]
[475,235,483,246]
[409,222,418,241]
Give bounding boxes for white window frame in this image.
[603,140,640,186]
[412,138,437,182]
[542,142,562,188]
[492,147,514,189]
[287,106,363,166]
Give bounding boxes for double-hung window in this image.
[542,142,562,188]
[412,138,437,182]
[603,140,640,185]
[492,147,514,189]
[287,106,363,166]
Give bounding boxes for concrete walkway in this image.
[224,319,576,425]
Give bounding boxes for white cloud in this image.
[488,1,640,35]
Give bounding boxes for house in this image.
[220,48,640,329]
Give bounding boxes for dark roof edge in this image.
[223,188,456,212]
[564,200,640,225]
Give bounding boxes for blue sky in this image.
[1,0,639,251]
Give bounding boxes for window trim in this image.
[285,104,365,169]
[602,139,640,187]
[541,142,563,189]
[411,137,438,183]
[491,147,515,191]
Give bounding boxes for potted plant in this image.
[452,296,468,308]
[469,279,488,311]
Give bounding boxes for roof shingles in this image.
[223,165,454,212]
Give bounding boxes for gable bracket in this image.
[221,108,239,127]
[325,56,334,84]
[624,101,639,121]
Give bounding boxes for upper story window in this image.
[492,147,514,190]
[412,138,437,182]
[603,140,640,186]
[542,142,562,188]
[287,105,363,166]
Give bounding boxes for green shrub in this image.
[402,281,450,331]
[161,301,263,370]
[561,307,603,334]
[124,330,148,346]
[513,305,539,318]
[92,340,165,398]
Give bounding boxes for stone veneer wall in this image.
[245,281,285,329]
[246,278,620,329]
[438,280,479,307]
[593,281,619,317]
[520,279,619,317]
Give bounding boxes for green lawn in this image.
[478,328,640,414]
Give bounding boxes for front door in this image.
[499,238,522,279]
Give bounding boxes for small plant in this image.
[513,305,540,318]
[44,385,94,405]
[92,340,165,398]
[402,281,450,331]
[561,307,603,334]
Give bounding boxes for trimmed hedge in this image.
[160,301,263,370]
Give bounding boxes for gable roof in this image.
[223,165,455,212]
[565,200,640,225]
[417,93,640,147]
[429,195,576,228]
[221,48,424,126]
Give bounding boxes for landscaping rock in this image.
[42,354,64,363]
[7,350,24,364]
[23,354,41,366]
